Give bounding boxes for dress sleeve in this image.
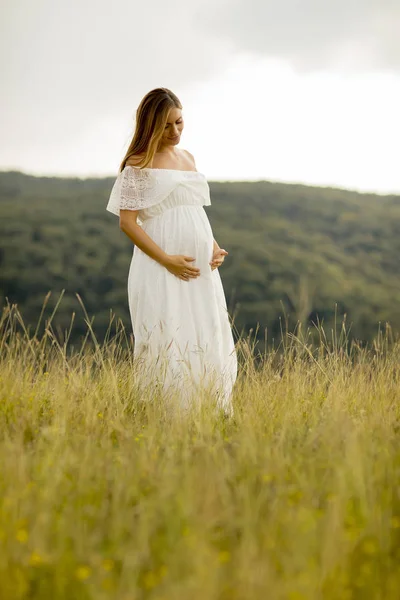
[105,166,179,217]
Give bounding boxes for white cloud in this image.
[183,55,400,194]
[0,0,399,193]
[199,0,400,73]
[0,0,232,173]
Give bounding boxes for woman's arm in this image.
[119,211,200,281]
[119,210,171,267]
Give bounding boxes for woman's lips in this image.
[169,135,179,140]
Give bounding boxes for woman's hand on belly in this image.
[163,254,201,281]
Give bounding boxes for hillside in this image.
[1,170,399,345]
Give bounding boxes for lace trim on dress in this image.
[106,165,210,217]
[120,168,158,210]
[107,167,184,217]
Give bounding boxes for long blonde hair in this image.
[119,88,182,172]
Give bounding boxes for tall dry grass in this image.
[0,292,400,599]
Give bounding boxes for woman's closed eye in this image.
[165,120,182,128]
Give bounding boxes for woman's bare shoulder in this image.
[172,148,196,171]
[151,149,196,170]
[125,149,196,170]
[181,148,196,165]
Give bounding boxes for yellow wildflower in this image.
[159,565,168,578]
[75,566,91,580]
[218,550,231,564]
[143,570,158,589]
[16,529,28,544]
[29,551,43,566]
[102,559,114,571]
[363,539,378,555]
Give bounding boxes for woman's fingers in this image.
[210,250,228,267]
[210,259,224,267]
[179,270,198,280]
[185,264,200,275]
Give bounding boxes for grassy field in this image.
[1,295,400,599]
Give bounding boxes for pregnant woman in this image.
[106,87,237,414]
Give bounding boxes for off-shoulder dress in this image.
[106,166,237,413]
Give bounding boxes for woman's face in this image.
[161,107,184,147]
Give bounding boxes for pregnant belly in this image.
[142,205,214,273]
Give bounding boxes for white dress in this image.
[106,166,237,413]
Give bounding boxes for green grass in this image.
[1,295,400,599]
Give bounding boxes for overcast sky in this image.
[1,0,399,194]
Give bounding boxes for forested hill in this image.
[1,169,399,345]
